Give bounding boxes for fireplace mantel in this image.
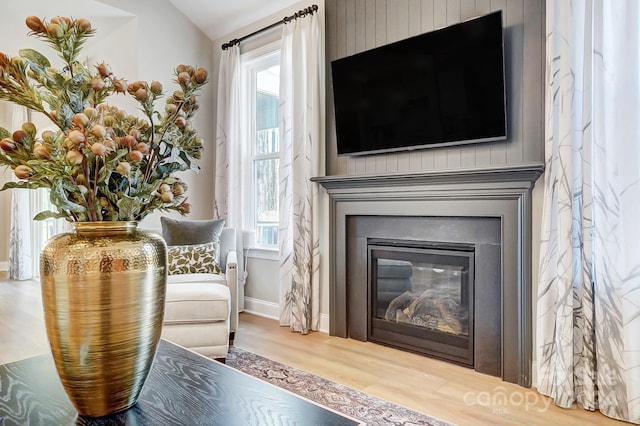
[313,162,544,387]
[312,163,544,191]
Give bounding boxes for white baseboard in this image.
[243,297,330,334]
[318,313,329,334]
[243,297,279,320]
[0,261,7,272]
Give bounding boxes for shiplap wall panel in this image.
[325,0,543,176]
[351,0,373,175]
[408,0,423,167]
[433,0,446,29]
[489,0,508,167]
[458,1,477,168]
[523,0,545,162]
[419,0,436,171]
[431,0,448,170]
[408,0,422,188]
[346,1,357,55]
[344,1,356,175]
[351,1,365,176]
[355,1,366,52]
[385,0,397,191]
[408,0,421,36]
[397,0,410,44]
[396,0,413,172]
[443,0,462,169]
[346,1,358,175]
[387,0,399,42]
[504,0,526,166]
[330,0,346,174]
[473,0,494,167]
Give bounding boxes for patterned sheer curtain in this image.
[214,44,241,224]
[278,11,323,333]
[214,44,246,308]
[8,105,32,280]
[537,1,640,423]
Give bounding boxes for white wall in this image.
[244,255,280,319]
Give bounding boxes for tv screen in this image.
[331,11,507,156]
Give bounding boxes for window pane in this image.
[254,158,279,245]
[30,188,69,277]
[255,66,279,154]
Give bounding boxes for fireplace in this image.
[313,164,544,386]
[345,215,501,377]
[369,239,475,366]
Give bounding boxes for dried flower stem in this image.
[83,157,97,222]
[143,100,185,183]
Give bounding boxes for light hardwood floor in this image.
[0,272,626,426]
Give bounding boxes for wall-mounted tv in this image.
[331,11,507,156]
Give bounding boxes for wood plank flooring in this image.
[0,272,627,426]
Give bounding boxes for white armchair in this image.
[159,227,238,361]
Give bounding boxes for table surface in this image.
[0,339,361,426]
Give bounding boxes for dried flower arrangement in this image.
[0,16,208,222]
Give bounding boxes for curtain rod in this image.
[221,4,318,50]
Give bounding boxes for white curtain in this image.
[8,105,32,280]
[278,12,323,333]
[214,44,246,308]
[214,45,241,224]
[537,1,640,423]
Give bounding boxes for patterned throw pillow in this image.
[167,242,222,275]
[161,217,225,266]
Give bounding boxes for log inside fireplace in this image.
[368,239,475,367]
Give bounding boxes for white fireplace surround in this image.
[313,163,544,387]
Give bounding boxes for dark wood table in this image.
[0,339,361,425]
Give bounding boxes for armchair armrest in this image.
[225,250,238,334]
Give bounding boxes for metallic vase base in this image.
[40,222,167,417]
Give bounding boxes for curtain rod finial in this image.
[222,39,240,50]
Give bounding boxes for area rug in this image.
[226,346,455,426]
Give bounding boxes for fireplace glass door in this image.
[368,239,475,366]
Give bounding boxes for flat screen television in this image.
[331,11,507,156]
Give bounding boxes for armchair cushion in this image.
[167,242,221,275]
[161,217,225,264]
[166,273,228,285]
[164,282,230,323]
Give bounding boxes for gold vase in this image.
[40,221,167,417]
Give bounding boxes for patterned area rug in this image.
[226,347,455,426]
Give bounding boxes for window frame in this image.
[240,41,281,251]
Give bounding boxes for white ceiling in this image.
[168,0,305,41]
[2,1,306,43]
[2,0,132,20]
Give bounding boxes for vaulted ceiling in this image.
[2,0,303,42]
[167,0,303,40]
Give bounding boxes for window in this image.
[30,188,68,277]
[241,44,280,248]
